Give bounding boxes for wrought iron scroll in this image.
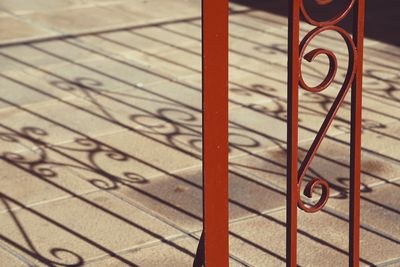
[288,0,365,266]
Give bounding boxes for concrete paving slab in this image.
[0,149,98,212]
[327,183,400,240]
[0,191,182,266]
[0,247,29,266]
[85,236,245,267]
[231,136,400,200]
[335,120,400,165]
[0,15,54,42]
[0,98,126,150]
[0,72,75,109]
[113,167,286,232]
[230,208,400,266]
[22,6,136,33]
[0,1,398,265]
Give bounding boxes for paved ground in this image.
[0,0,399,266]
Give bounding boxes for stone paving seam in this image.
[0,7,253,48]
[0,7,60,36]
[331,176,400,196]
[63,36,201,88]
[376,257,400,267]
[0,94,78,115]
[0,1,128,16]
[42,148,204,238]
[322,205,400,245]
[35,149,267,267]
[0,241,37,267]
[61,26,396,164]
[228,12,398,74]
[0,188,102,215]
[83,232,196,264]
[188,18,336,71]
[0,16,198,48]
[229,206,287,226]
[84,231,253,267]
[229,165,287,195]
[328,139,400,168]
[58,38,202,108]
[29,128,133,154]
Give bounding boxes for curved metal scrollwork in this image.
[300,0,355,27]
[296,0,357,212]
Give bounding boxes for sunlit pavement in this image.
[0,1,398,266]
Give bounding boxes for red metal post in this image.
[350,1,365,266]
[194,0,229,266]
[287,0,300,266]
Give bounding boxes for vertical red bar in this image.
[202,0,229,266]
[287,0,300,266]
[350,1,365,266]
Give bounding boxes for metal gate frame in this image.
[195,0,365,266]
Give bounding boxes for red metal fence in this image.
[195,0,365,266]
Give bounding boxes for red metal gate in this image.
[195,0,365,266]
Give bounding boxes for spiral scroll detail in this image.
[296,25,357,212]
[299,0,356,27]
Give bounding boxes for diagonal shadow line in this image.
[0,108,278,229]
[159,40,396,124]
[227,83,400,172]
[0,197,84,267]
[0,127,300,264]
[0,66,202,161]
[1,198,43,263]
[2,125,273,266]
[236,11,400,71]
[322,207,400,245]
[230,231,288,264]
[304,164,400,219]
[7,41,398,218]
[128,28,326,79]
[2,103,385,264]
[176,12,400,105]
[230,80,399,146]
[96,34,201,74]
[359,195,400,217]
[227,11,400,71]
[0,47,289,170]
[0,114,203,222]
[157,24,399,119]
[0,100,203,259]
[0,8,257,49]
[185,21,345,78]
[231,166,400,246]
[0,233,84,267]
[129,25,334,87]
[0,192,138,266]
[228,198,376,266]
[3,39,400,213]
[0,155,196,262]
[0,75,279,211]
[231,80,399,134]
[74,82,118,122]
[189,19,400,106]
[44,34,398,157]
[364,122,400,142]
[1,19,396,266]
[235,160,399,258]
[0,16,203,49]
[23,39,294,150]
[1,106,393,264]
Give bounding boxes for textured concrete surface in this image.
[0,0,399,266]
